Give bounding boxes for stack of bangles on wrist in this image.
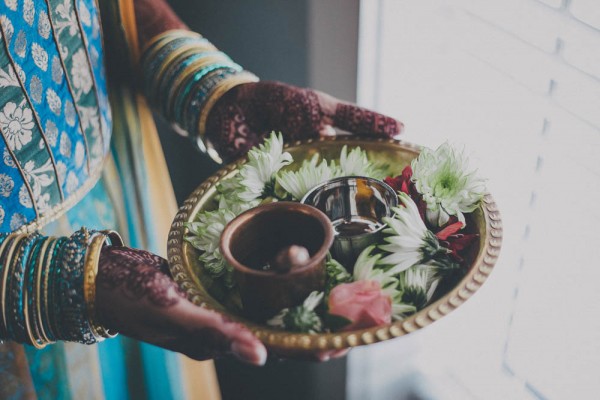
[0,228,123,348]
[140,29,259,156]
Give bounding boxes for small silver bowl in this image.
[301,176,398,269]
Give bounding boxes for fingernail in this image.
[319,124,336,137]
[231,341,267,366]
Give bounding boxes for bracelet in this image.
[83,230,123,340]
[141,29,259,157]
[0,234,26,339]
[0,228,125,345]
[177,66,241,134]
[197,71,259,139]
[9,233,41,343]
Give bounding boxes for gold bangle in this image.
[97,230,123,338]
[42,237,59,343]
[23,289,45,348]
[151,43,220,102]
[0,234,17,337]
[166,54,233,112]
[22,237,52,348]
[83,230,124,339]
[84,233,108,340]
[155,43,219,84]
[169,54,232,92]
[141,29,203,57]
[197,72,259,139]
[34,237,54,345]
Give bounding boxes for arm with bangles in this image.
[132,0,403,162]
[91,0,404,364]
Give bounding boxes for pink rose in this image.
[328,280,392,331]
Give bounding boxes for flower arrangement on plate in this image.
[168,134,502,354]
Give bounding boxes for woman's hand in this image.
[96,246,267,365]
[206,81,404,162]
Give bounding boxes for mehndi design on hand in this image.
[96,246,267,365]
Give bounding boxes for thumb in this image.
[315,90,404,138]
[223,322,267,366]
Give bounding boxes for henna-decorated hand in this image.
[96,246,267,365]
[206,81,404,162]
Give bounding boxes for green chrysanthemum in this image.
[185,208,237,283]
[277,154,338,200]
[379,192,449,275]
[411,143,486,227]
[237,131,293,202]
[267,291,324,333]
[337,145,379,177]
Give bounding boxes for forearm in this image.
[135,4,258,160]
[133,0,188,49]
[132,0,402,163]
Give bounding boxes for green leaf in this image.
[322,313,352,331]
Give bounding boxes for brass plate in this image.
[167,136,502,354]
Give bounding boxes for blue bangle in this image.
[7,233,40,342]
[44,236,66,342]
[157,51,225,110]
[183,68,241,134]
[56,229,98,343]
[173,64,240,127]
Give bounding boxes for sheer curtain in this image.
[348,1,600,399]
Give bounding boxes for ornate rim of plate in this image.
[167,136,503,353]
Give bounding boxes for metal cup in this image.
[301,176,398,269]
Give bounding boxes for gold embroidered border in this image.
[13,156,106,234]
[72,0,106,155]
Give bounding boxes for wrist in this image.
[140,29,258,163]
[134,0,188,48]
[0,229,123,347]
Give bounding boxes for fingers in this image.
[216,314,267,366]
[315,349,350,362]
[315,90,404,138]
[177,305,267,366]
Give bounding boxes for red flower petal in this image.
[435,221,464,241]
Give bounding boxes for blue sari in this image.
[0,0,220,398]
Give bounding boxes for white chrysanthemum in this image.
[220,194,260,216]
[185,209,237,278]
[397,265,439,311]
[352,246,420,321]
[277,154,337,200]
[237,132,292,202]
[353,246,396,291]
[411,143,486,227]
[379,192,448,275]
[337,145,377,177]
